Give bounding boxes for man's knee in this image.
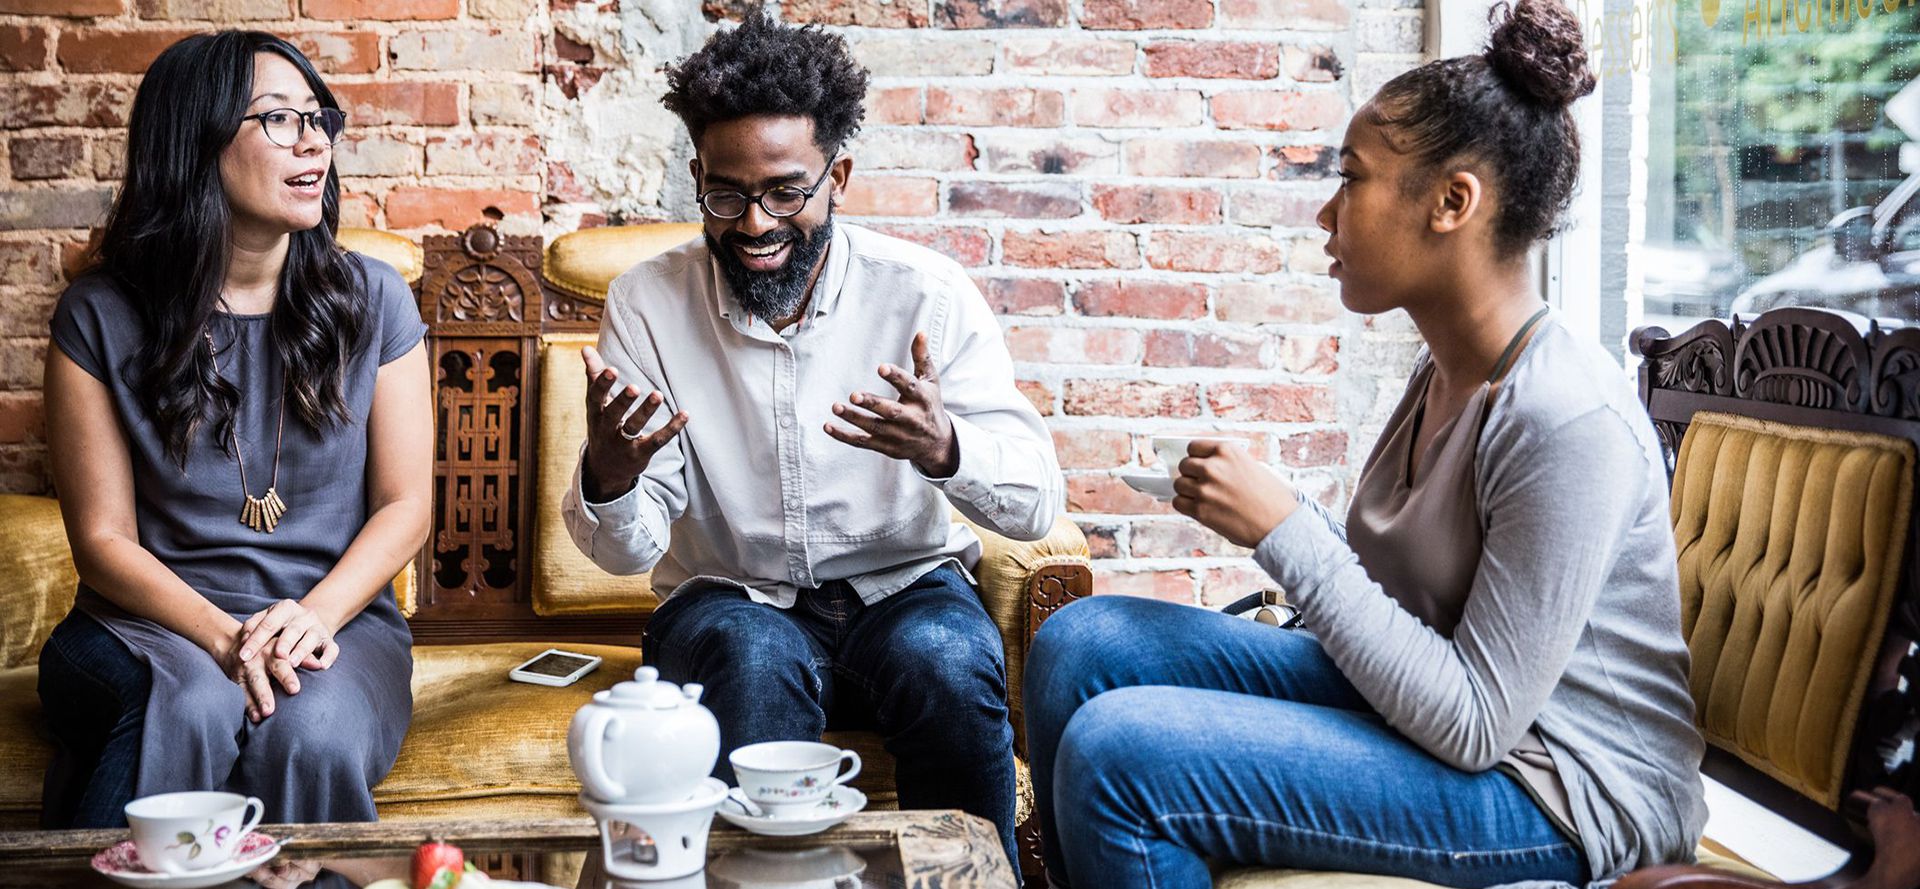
[670,608,813,677]
[884,609,1006,698]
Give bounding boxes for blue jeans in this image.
[1025,596,1587,889]
[38,610,151,828]
[643,565,1018,871]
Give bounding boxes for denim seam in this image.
[1154,811,1575,864]
[1128,815,1163,889]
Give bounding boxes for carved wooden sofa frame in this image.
[1620,309,1920,888]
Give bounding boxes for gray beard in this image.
[709,212,835,322]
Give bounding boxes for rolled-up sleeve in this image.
[917,275,1062,541]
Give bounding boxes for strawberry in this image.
[410,839,466,889]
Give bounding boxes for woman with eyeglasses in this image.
[37,31,430,827]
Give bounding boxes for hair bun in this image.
[1485,0,1596,108]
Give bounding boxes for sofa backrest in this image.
[1633,307,1920,843]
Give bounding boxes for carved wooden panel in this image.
[414,225,540,622]
[409,224,645,642]
[430,340,523,600]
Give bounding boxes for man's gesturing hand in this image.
[581,345,688,503]
[826,332,959,478]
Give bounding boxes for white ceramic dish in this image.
[716,785,866,837]
[90,832,281,889]
[1120,472,1176,501]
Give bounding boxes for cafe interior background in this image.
[1,0,1915,597]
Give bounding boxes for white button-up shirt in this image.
[561,224,1063,608]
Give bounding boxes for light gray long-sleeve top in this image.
[1254,317,1707,885]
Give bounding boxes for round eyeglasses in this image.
[240,107,347,148]
[697,155,837,220]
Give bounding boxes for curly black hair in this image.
[1366,0,1596,258]
[662,7,870,155]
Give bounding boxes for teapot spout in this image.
[680,682,704,703]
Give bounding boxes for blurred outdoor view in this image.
[1640,1,1920,330]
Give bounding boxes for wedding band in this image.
[619,425,645,441]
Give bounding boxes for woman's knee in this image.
[1027,596,1162,705]
[1054,688,1160,802]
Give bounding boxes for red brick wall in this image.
[0,0,1427,604]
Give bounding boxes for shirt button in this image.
[780,415,794,428]
[786,498,801,510]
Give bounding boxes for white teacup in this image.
[1151,436,1243,477]
[124,791,264,875]
[729,741,861,819]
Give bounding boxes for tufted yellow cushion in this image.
[0,495,79,671]
[532,334,653,617]
[1670,411,1914,808]
[338,227,424,285]
[543,224,703,302]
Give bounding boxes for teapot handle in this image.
[577,708,628,801]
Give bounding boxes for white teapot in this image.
[568,666,720,804]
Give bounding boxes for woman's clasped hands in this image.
[1170,440,1302,549]
[218,599,341,723]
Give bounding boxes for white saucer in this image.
[1120,472,1176,501]
[91,832,282,889]
[716,785,866,837]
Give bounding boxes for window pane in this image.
[1639,5,1920,330]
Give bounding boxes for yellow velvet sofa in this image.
[0,225,1094,856]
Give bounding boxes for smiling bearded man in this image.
[558,9,1061,874]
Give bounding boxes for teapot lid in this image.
[597,666,705,710]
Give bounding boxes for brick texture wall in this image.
[0,0,1427,606]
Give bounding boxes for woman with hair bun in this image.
[36,31,430,828]
[1023,0,1706,886]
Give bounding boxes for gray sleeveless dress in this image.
[47,253,424,823]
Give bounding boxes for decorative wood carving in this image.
[413,225,542,622]
[1026,561,1094,644]
[544,291,603,327]
[431,341,522,598]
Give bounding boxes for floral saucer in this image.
[716,786,867,837]
[91,831,282,889]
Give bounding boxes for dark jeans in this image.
[643,565,1018,871]
[1026,596,1588,889]
[38,610,151,829]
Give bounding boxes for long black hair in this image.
[93,30,363,467]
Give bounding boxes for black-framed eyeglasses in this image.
[240,107,347,148]
[697,155,837,220]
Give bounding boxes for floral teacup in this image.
[729,741,861,819]
[124,791,264,874]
